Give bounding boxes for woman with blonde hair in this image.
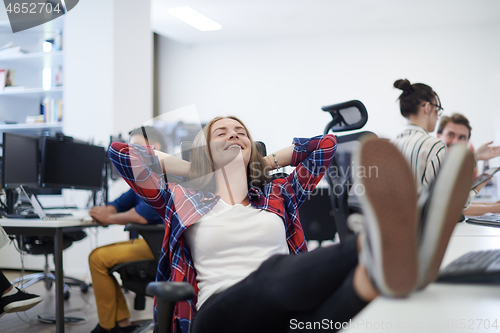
[109,115,471,333]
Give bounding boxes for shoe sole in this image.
[417,144,475,288]
[356,138,418,297]
[4,296,43,313]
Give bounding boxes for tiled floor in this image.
[0,270,154,333]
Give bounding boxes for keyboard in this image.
[437,249,500,284]
[466,214,500,227]
[45,213,73,218]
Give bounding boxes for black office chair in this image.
[322,100,377,241]
[108,223,165,311]
[146,102,380,333]
[12,231,90,300]
[298,187,337,247]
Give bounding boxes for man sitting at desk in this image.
[437,113,500,216]
[88,126,166,333]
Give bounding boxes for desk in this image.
[343,223,500,333]
[0,218,97,333]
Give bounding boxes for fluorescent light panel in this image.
[168,7,221,31]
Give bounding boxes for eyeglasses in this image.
[430,102,444,117]
[422,101,444,117]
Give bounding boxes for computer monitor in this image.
[40,137,105,191]
[1,132,39,189]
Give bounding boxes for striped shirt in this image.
[108,134,337,333]
[392,124,447,193]
[392,124,476,208]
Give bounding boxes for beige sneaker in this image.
[354,138,418,297]
[416,144,475,289]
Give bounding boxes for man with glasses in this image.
[437,113,500,216]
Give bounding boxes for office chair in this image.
[108,223,165,311]
[322,100,377,241]
[298,186,337,247]
[12,231,90,300]
[145,103,378,333]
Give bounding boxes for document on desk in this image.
[0,225,9,249]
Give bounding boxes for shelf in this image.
[0,122,63,130]
[0,122,63,136]
[0,87,63,98]
[0,51,63,61]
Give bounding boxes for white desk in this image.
[343,222,500,333]
[0,218,97,333]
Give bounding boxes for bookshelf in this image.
[0,18,64,139]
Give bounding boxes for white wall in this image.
[156,23,500,155]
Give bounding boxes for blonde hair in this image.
[188,116,270,192]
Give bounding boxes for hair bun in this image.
[394,79,413,92]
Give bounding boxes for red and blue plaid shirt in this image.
[109,134,336,333]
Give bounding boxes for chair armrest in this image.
[124,223,164,232]
[146,282,195,302]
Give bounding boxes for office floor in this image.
[0,270,154,333]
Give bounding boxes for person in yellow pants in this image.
[89,126,166,333]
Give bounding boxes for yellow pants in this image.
[89,238,153,329]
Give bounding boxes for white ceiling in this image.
[151,0,500,45]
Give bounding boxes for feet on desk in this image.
[0,287,43,317]
[416,144,475,289]
[354,138,418,297]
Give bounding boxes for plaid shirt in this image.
[109,134,336,333]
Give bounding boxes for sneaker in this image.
[416,144,475,289]
[91,323,127,333]
[1,287,43,313]
[354,138,418,297]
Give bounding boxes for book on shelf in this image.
[41,97,63,123]
[0,68,17,89]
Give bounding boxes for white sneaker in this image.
[354,138,418,297]
[416,144,475,289]
[1,287,43,314]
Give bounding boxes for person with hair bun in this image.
[391,79,477,209]
[391,79,447,193]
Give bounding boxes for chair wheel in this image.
[63,284,71,300]
[44,280,53,290]
[80,284,89,293]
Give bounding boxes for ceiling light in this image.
[168,7,222,31]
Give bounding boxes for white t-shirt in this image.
[184,199,289,309]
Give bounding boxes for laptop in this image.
[20,186,86,221]
[466,214,500,227]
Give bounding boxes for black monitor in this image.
[1,132,39,189]
[40,137,105,190]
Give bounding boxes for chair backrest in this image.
[298,187,336,244]
[325,131,377,240]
